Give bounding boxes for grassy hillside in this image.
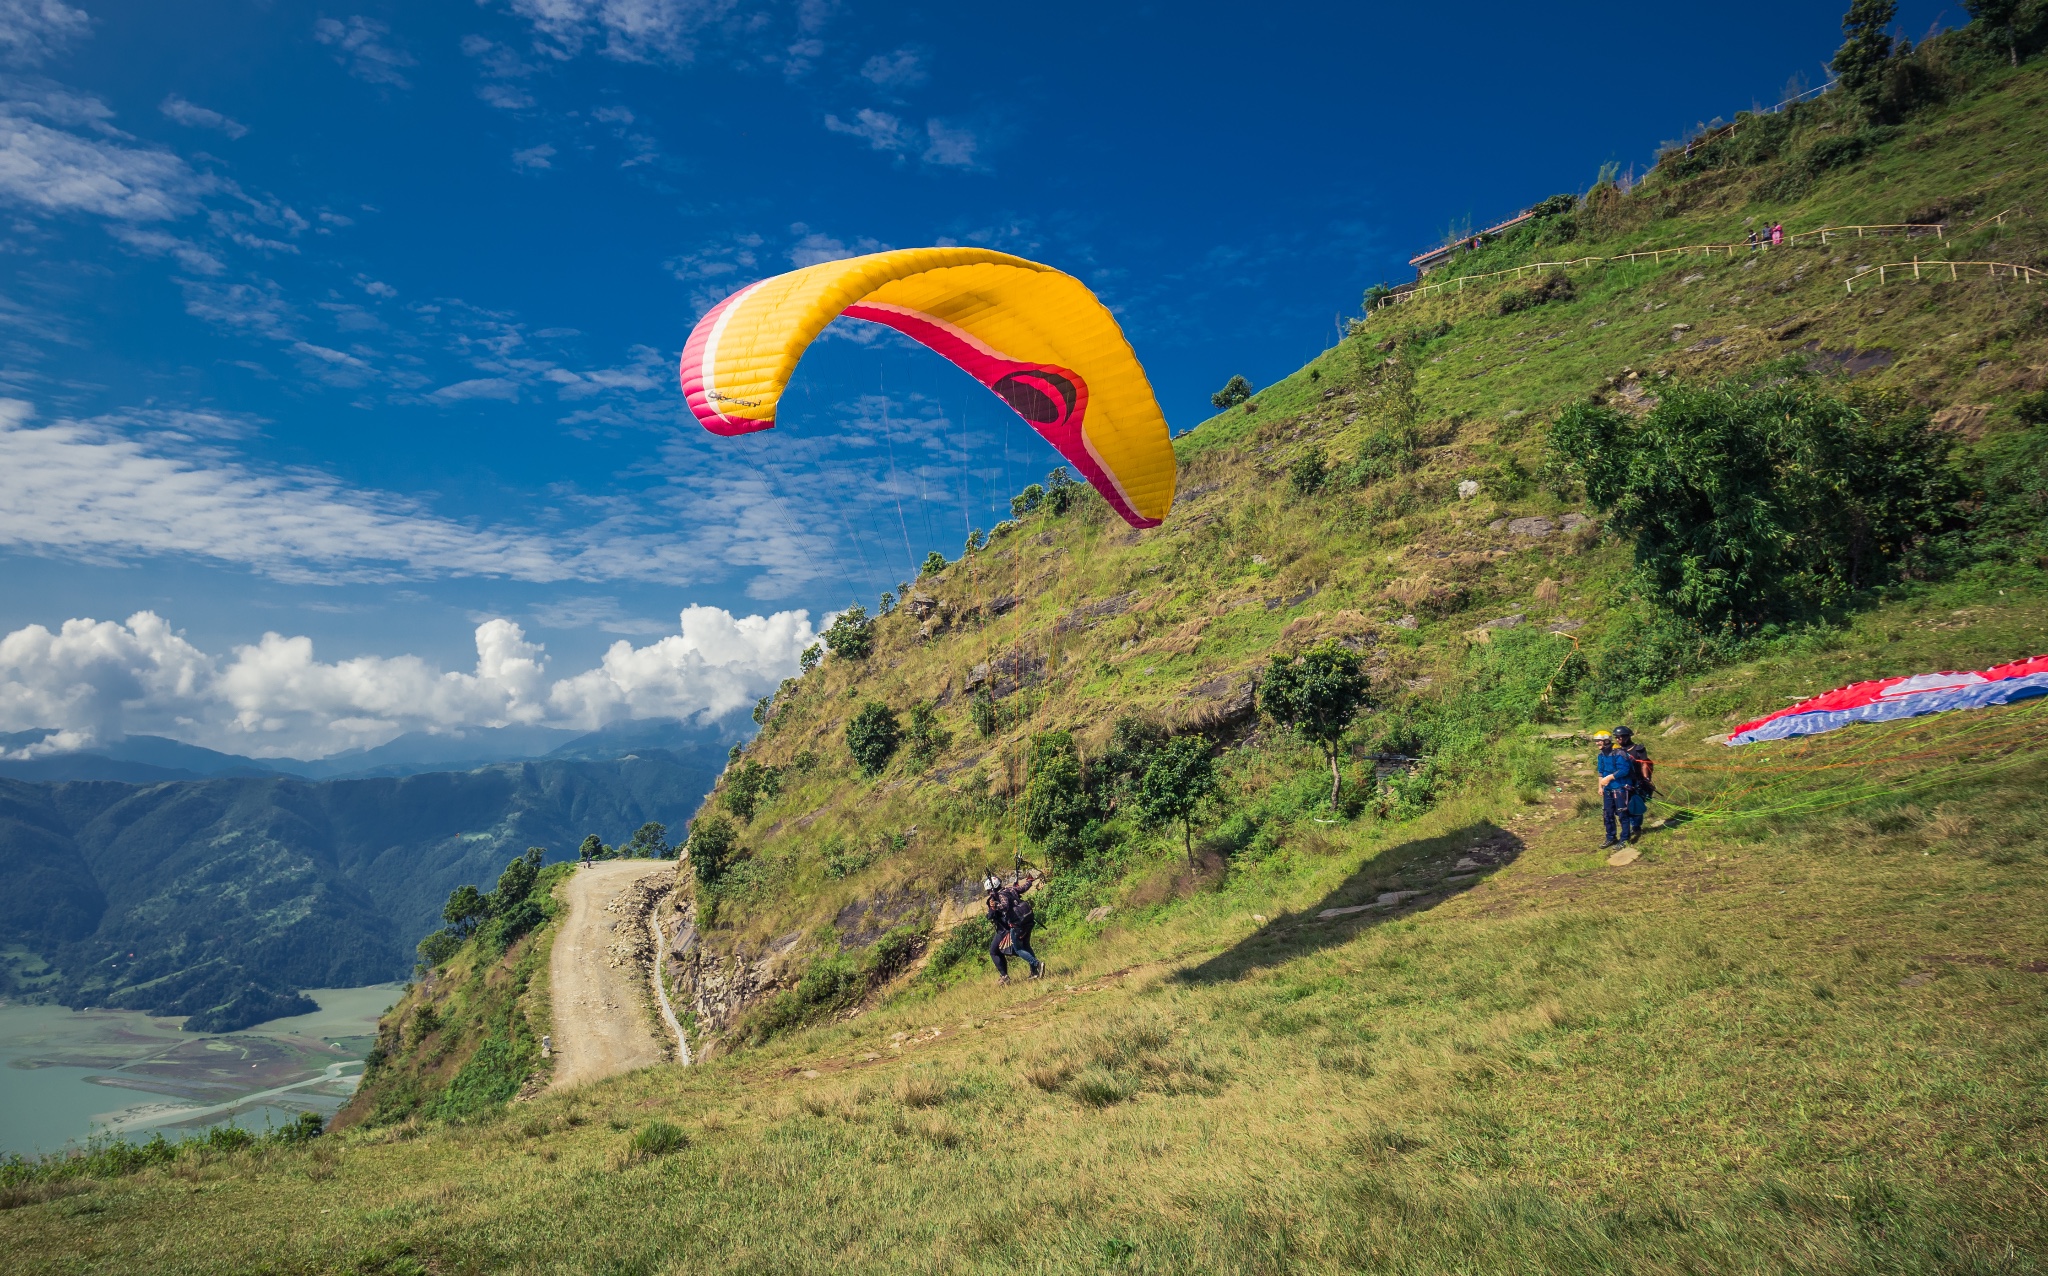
[6,35,2048,1274]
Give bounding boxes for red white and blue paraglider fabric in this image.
[1726,654,2048,747]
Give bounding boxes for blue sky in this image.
[0,0,1946,758]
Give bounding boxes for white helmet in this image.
[982,875,1001,893]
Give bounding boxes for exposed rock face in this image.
[1055,592,1135,633]
[965,649,1047,698]
[1181,675,1258,735]
[907,591,940,619]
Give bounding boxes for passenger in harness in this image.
[1595,728,1634,848]
[1619,726,1654,841]
[983,870,1044,984]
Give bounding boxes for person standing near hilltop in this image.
[1595,729,1635,848]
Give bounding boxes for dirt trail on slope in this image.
[548,860,673,1091]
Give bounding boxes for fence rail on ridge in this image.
[1845,259,2041,291]
[1376,222,1953,313]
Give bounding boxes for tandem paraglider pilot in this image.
[1595,727,1649,847]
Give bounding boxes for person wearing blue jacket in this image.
[1595,729,1636,847]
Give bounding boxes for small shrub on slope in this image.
[846,702,901,776]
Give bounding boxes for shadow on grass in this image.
[1173,820,1524,985]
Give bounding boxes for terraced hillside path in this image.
[548,859,672,1090]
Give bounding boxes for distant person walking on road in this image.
[984,871,1044,984]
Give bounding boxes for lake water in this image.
[0,984,400,1156]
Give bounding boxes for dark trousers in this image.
[1603,785,1640,842]
[990,925,1039,977]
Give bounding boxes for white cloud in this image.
[355,274,397,298]
[859,47,924,89]
[786,226,886,267]
[479,82,537,110]
[430,376,521,402]
[463,33,540,109]
[0,606,815,757]
[158,93,247,139]
[505,0,731,65]
[922,118,977,168]
[0,0,90,68]
[0,398,569,583]
[665,230,759,282]
[511,142,556,169]
[0,100,211,219]
[313,15,416,88]
[107,224,224,274]
[823,107,905,151]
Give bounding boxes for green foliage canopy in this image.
[1136,737,1218,865]
[1019,729,1096,863]
[1261,641,1374,804]
[687,814,740,888]
[1544,371,1962,633]
[823,604,875,660]
[1210,375,1252,409]
[845,701,901,776]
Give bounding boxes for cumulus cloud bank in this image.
[0,606,816,759]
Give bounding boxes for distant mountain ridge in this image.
[0,718,743,1031]
[0,717,747,785]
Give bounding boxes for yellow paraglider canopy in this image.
[679,247,1175,527]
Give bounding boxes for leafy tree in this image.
[1044,466,1080,514]
[442,883,488,937]
[878,590,896,617]
[1543,370,1962,632]
[1290,445,1328,496]
[963,527,987,555]
[1210,375,1252,409]
[625,822,670,858]
[823,604,875,660]
[1097,713,1168,804]
[1137,737,1218,865]
[752,694,772,725]
[1363,283,1395,311]
[724,759,782,820]
[905,700,950,770]
[417,928,462,969]
[799,644,823,674]
[1009,484,1045,518]
[494,847,544,903]
[1833,0,1898,113]
[1019,730,1095,863]
[920,550,948,577]
[486,848,548,947]
[845,701,901,776]
[578,833,607,864]
[1966,0,2039,64]
[687,814,740,889]
[1261,641,1374,806]
[897,580,912,601]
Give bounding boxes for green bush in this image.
[1545,368,1964,632]
[922,915,994,982]
[688,814,741,888]
[1019,730,1097,863]
[823,604,875,660]
[1210,375,1252,409]
[846,702,901,776]
[1290,446,1328,496]
[905,700,949,771]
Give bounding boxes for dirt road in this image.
[548,860,672,1091]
